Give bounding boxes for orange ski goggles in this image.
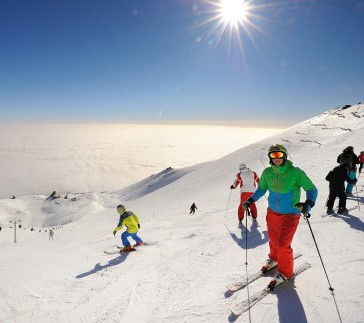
[269,151,285,159]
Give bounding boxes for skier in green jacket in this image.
[243,144,318,288]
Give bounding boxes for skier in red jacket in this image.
[359,151,364,173]
[230,163,259,226]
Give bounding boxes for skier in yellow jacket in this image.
[113,204,144,252]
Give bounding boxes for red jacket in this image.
[359,153,364,163]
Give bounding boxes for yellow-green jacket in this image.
[114,210,140,234]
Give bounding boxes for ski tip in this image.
[229,308,241,317]
[103,251,119,255]
[226,284,241,292]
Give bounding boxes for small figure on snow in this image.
[189,203,197,214]
[358,151,364,174]
[242,144,318,288]
[113,204,144,252]
[325,164,357,215]
[49,229,54,240]
[49,191,60,199]
[230,163,259,226]
[337,146,359,196]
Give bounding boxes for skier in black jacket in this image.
[325,164,357,214]
[337,146,360,196]
[189,203,197,214]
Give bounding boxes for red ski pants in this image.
[238,192,257,220]
[266,208,300,278]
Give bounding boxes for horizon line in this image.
[0,120,291,128]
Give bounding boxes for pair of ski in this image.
[227,254,311,316]
[103,242,151,255]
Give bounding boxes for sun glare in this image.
[193,0,273,57]
[219,0,249,26]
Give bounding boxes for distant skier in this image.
[49,229,54,240]
[337,146,359,196]
[325,163,357,215]
[242,144,318,288]
[113,204,144,252]
[230,163,259,226]
[359,151,364,173]
[189,203,197,214]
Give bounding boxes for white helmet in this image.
[239,163,247,171]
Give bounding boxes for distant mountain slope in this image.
[0,103,362,227]
[115,103,363,209]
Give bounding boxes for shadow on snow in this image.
[276,282,308,323]
[76,254,128,279]
[331,210,364,232]
[225,223,268,249]
[226,280,308,323]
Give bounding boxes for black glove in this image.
[295,199,315,215]
[113,230,117,236]
[243,197,254,210]
[138,224,140,229]
[230,185,234,189]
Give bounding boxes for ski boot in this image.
[119,245,135,253]
[267,272,287,290]
[326,208,335,215]
[133,241,145,247]
[337,207,348,214]
[261,258,277,273]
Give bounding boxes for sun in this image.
[218,0,249,26]
[192,0,273,56]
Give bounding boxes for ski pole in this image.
[259,158,266,169]
[355,185,360,211]
[244,208,252,322]
[304,214,334,291]
[324,196,329,209]
[305,214,344,322]
[225,189,232,219]
[245,208,250,265]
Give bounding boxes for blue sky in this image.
[0,0,363,126]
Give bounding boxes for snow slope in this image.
[0,103,363,323]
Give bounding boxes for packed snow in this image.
[0,103,363,323]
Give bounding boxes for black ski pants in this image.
[326,190,347,210]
